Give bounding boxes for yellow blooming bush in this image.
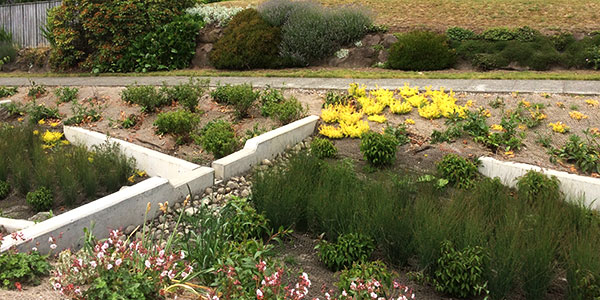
[41,130,64,148]
[585,99,599,107]
[357,97,385,115]
[549,121,570,133]
[367,114,387,123]
[569,111,588,120]
[319,125,344,139]
[348,83,366,98]
[340,120,370,138]
[530,109,547,121]
[491,124,503,131]
[418,103,442,119]
[404,119,415,125]
[397,84,419,98]
[389,101,413,114]
[405,95,428,107]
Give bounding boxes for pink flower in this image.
[256,289,264,299]
[107,264,113,270]
[115,258,122,266]
[90,261,97,268]
[145,260,151,268]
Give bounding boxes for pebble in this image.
[261,159,272,166]
[241,189,250,198]
[185,207,198,216]
[217,187,225,194]
[159,215,166,223]
[125,225,136,234]
[202,197,211,206]
[226,181,239,189]
[205,187,213,195]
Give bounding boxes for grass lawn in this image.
[223,0,600,33]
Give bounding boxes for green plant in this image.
[0,179,10,199]
[383,124,410,146]
[311,137,337,159]
[1,102,25,116]
[185,4,243,27]
[551,32,576,52]
[54,87,79,104]
[63,97,104,125]
[472,53,510,70]
[516,170,561,205]
[272,96,305,124]
[432,240,488,298]
[26,103,60,124]
[195,119,238,158]
[317,233,375,271]
[121,85,168,113]
[446,26,476,42]
[481,27,516,41]
[211,84,259,118]
[570,104,580,111]
[210,9,284,70]
[0,251,51,289]
[436,154,478,189]
[259,86,285,117]
[535,131,553,148]
[27,81,47,98]
[153,109,200,140]
[360,131,399,167]
[514,26,540,42]
[550,130,600,174]
[0,41,16,67]
[161,78,208,112]
[387,31,456,71]
[323,91,351,107]
[221,197,270,241]
[337,261,392,295]
[26,186,54,212]
[0,86,17,98]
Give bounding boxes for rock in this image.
[205,187,213,195]
[194,195,200,201]
[293,144,302,152]
[28,212,52,222]
[174,202,181,210]
[217,187,226,194]
[225,187,231,193]
[261,159,272,166]
[231,176,240,182]
[226,181,239,189]
[241,189,251,198]
[381,34,398,48]
[191,43,214,68]
[328,47,376,68]
[157,223,168,230]
[135,231,143,240]
[125,225,136,235]
[193,200,200,206]
[202,197,211,206]
[155,229,163,236]
[377,50,389,63]
[198,26,224,43]
[159,215,166,223]
[361,34,381,47]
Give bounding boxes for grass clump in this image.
[0,180,9,199]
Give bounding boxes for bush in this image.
[210,9,283,70]
[0,251,51,289]
[259,86,285,117]
[196,119,238,158]
[121,85,168,113]
[514,26,540,42]
[472,53,510,70]
[481,27,516,41]
[26,186,54,212]
[0,42,16,65]
[551,32,576,51]
[436,154,478,189]
[359,131,398,167]
[272,96,305,124]
[153,110,200,138]
[550,131,600,174]
[185,4,243,27]
[211,84,259,118]
[120,14,203,72]
[0,179,10,199]
[337,261,391,295]
[54,87,79,104]
[317,233,375,271]
[26,103,60,124]
[387,31,456,71]
[0,86,17,98]
[161,78,208,112]
[432,240,488,298]
[446,27,476,42]
[516,170,561,205]
[311,138,337,159]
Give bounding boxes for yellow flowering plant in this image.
[319,125,345,139]
[569,111,588,120]
[585,99,599,107]
[367,114,387,123]
[348,83,366,98]
[404,119,415,125]
[549,121,570,133]
[389,101,412,114]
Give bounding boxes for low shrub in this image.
[387,31,456,71]
[210,9,283,70]
[259,86,285,117]
[185,4,243,27]
[271,96,305,124]
[359,131,398,167]
[0,86,17,98]
[432,240,488,298]
[196,119,238,158]
[446,27,476,42]
[480,27,516,41]
[0,251,51,289]
[26,186,54,212]
[210,84,259,118]
[220,197,270,241]
[551,32,576,52]
[161,78,208,112]
[153,110,200,139]
[383,124,410,146]
[27,82,47,98]
[0,179,10,199]
[337,261,392,296]
[0,42,16,66]
[550,130,600,174]
[472,53,510,70]
[436,154,478,189]
[121,85,168,113]
[516,170,561,204]
[54,87,79,104]
[317,233,375,271]
[26,103,60,124]
[311,138,337,159]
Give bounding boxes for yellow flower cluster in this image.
[367,114,387,123]
[530,108,547,121]
[389,101,413,114]
[319,103,369,138]
[491,124,504,131]
[549,121,570,133]
[418,87,469,120]
[569,111,588,120]
[585,99,599,107]
[41,130,64,149]
[348,83,366,98]
[405,119,415,125]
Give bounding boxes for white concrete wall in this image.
[0,100,11,105]
[212,115,319,180]
[478,157,600,210]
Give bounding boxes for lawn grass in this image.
[223,0,600,33]
[2,68,600,80]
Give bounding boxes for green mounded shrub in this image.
[387,31,456,71]
[0,42,16,65]
[472,53,510,70]
[196,119,238,158]
[153,110,200,137]
[210,84,259,118]
[0,86,17,98]
[516,170,561,205]
[359,131,399,167]
[0,179,10,199]
[161,78,208,112]
[432,240,488,298]
[446,27,476,42]
[26,186,54,212]
[551,32,576,52]
[317,233,375,271]
[514,26,540,42]
[121,85,168,113]
[259,86,285,117]
[54,87,79,104]
[272,96,305,124]
[0,251,51,289]
[311,138,337,159]
[436,154,478,189]
[563,36,600,68]
[210,9,283,70]
[480,27,516,41]
[337,261,392,296]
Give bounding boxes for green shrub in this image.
[121,85,168,113]
[196,119,238,158]
[0,86,17,98]
[436,154,478,189]
[323,91,351,107]
[210,84,259,118]
[0,251,51,289]
[26,186,54,212]
[0,42,16,65]
[446,27,476,42]
[337,261,391,296]
[311,138,337,159]
[272,96,305,124]
[28,82,47,98]
[54,87,79,104]
[153,110,200,138]
[387,31,456,71]
[481,27,516,41]
[551,32,576,51]
[472,53,510,70]
[514,26,540,42]
[220,197,269,241]
[359,131,398,167]
[259,86,285,117]
[0,179,10,199]
[383,124,410,146]
[550,131,600,174]
[210,9,283,70]
[432,240,488,298]
[317,233,375,271]
[119,14,203,72]
[26,103,60,124]
[455,40,499,60]
[516,170,561,204]
[161,78,208,112]
[63,97,104,125]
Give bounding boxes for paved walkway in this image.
[1,76,600,94]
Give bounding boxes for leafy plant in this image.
[185,4,243,27]
[121,85,168,113]
[337,261,392,295]
[481,27,515,41]
[317,233,375,271]
[26,186,54,212]
[27,81,47,98]
[54,87,79,104]
[0,86,17,98]
[516,170,561,205]
[63,97,104,125]
[387,31,456,71]
[323,91,351,107]
[0,251,51,289]
[432,240,488,298]
[154,110,200,141]
[311,137,337,159]
[161,78,208,112]
[0,179,10,200]
[550,130,600,174]
[259,86,285,117]
[359,131,399,167]
[210,84,259,118]
[26,103,60,124]
[383,124,410,146]
[271,96,305,124]
[446,26,476,42]
[195,119,238,158]
[436,154,479,189]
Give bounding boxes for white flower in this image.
[161,270,168,278]
[107,263,113,270]
[53,283,61,290]
[101,242,109,251]
[145,260,151,268]
[97,252,104,259]
[48,237,53,243]
[90,261,97,268]
[31,247,38,251]
[370,292,377,299]
[181,272,188,278]
[256,289,263,298]
[115,258,122,266]
[180,251,185,259]
[50,243,57,250]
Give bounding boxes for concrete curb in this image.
[0,99,10,105]
[212,115,319,180]
[478,157,600,210]
[0,217,34,233]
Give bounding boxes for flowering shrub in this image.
[185,4,244,27]
[569,111,589,120]
[549,121,570,133]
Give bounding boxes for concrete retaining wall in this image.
[478,157,600,210]
[0,100,11,105]
[212,115,319,180]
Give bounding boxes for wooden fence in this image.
[0,0,61,47]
